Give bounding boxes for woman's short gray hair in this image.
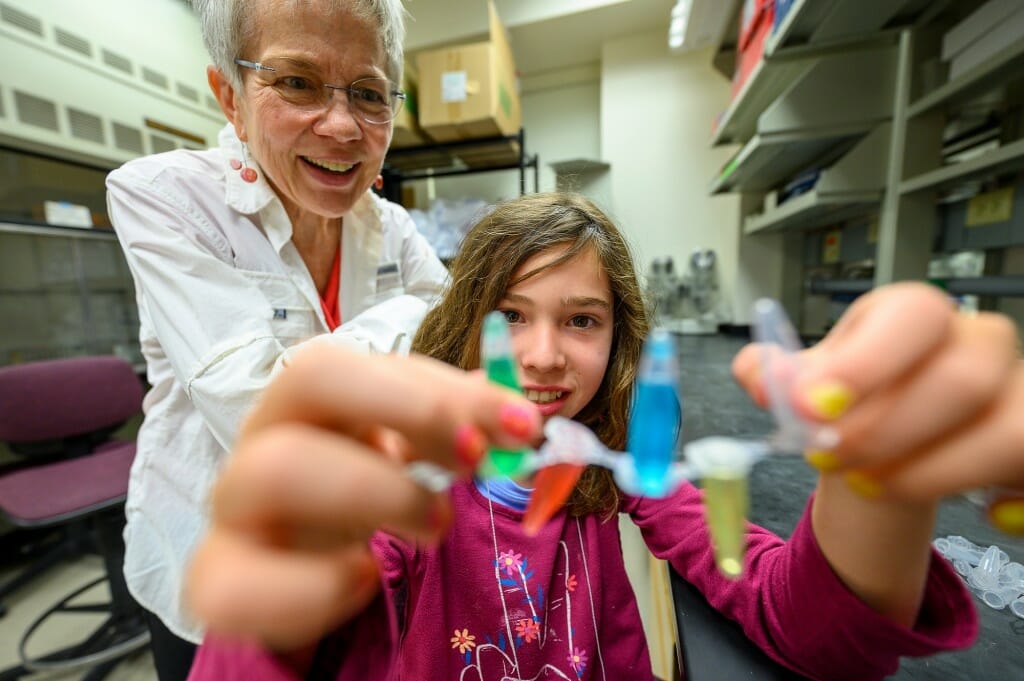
[191,0,405,89]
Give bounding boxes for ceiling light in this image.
[668,0,693,51]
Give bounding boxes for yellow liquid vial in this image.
[703,472,749,579]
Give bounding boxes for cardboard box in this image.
[391,61,429,149]
[416,1,521,142]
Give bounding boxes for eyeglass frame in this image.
[233,58,406,125]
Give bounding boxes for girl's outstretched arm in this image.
[185,344,541,653]
[733,282,1023,626]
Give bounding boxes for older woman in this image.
[105,1,446,678]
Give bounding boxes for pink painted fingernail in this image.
[499,404,536,440]
[454,424,486,468]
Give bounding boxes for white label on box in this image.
[441,71,468,103]
[44,200,93,228]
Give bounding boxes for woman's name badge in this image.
[375,261,402,292]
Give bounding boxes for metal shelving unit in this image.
[906,39,1024,118]
[900,138,1024,195]
[764,0,926,57]
[0,220,139,367]
[380,128,539,203]
[710,0,921,146]
[744,189,881,235]
[709,0,1024,338]
[712,127,868,194]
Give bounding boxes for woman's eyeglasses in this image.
[234,58,405,125]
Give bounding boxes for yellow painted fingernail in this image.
[804,450,841,472]
[988,500,1024,535]
[845,471,883,499]
[806,382,854,420]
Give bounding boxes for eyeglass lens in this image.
[239,60,402,123]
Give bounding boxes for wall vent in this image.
[0,3,43,36]
[68,107,105,144]
[113,122,144,155]
[149,134,176,154]
[102,49,133,75]
[176,82,199,102]
[14,90,59,131]
[54,27,92,58]
[205,95,221,114]
[141,67,169,90]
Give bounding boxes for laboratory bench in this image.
[672,332,1024,681]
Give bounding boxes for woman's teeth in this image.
[526,390,564,404]
[305,158,355,173]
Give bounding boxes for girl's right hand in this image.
[184,344,541,651]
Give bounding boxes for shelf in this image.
[808,276,1024,299]
[0,220,117,240]
[380,128,539,198]
[808,278,873,295]
[765,0,919,57]
[711,0,914,147]
[384,134,521,173]
[744,189,881,234]
[711,124,871,194]
[900,138,1024,195]
[549,159,610,175]
[907,40,1024,118]
[710,60,809,146]
[944,276,1024,298]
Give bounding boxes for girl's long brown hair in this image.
[412,192,650,517]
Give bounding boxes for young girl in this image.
[185,193,1022,680]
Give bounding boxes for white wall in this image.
[0,0,223,167]
[600,33,743,322]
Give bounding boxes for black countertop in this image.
[672,333,1024,681]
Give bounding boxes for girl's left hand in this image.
[732,282,1024,504]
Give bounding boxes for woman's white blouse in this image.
[106,124,449,642]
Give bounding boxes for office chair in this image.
[0,356,150,680]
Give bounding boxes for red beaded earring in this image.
[230,145,258,183]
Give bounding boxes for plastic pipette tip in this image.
[522,463,585,536]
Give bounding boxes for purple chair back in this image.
[0,356,143,444]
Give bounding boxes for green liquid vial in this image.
[481,313,529,478]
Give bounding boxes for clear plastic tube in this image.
[970,545,1002,591]
[685,436,762,579]
[982,586,1022,610]
[932,537,984,564]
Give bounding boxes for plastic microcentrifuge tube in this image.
[627,329,681,497]
[1001,562,1024,583]
[480,311,530,478]
[933,537,983,565]
[685,436,761,579]
[970,545,1002,591]
[982,586,1022,610]
[1011,597,1024,619]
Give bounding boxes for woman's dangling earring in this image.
[236,144,258,183]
